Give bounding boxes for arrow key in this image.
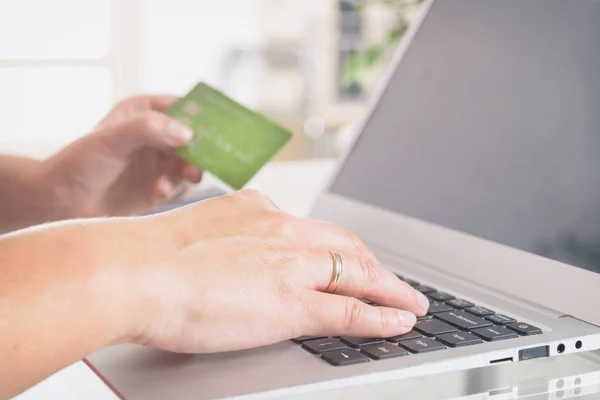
[302,338,347,354]
[362,343,409,360]
[398,337,446,354]
[322,349,370,366]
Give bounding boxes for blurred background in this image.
[0,0,423,162]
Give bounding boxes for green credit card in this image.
[166,83,292,190]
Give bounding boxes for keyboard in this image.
[292,275,542,366]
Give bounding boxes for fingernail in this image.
[157,178,174,199]
[416,290,430,313]
[396,310,417,327]
[168,121,193,144]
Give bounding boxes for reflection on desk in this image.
[282,351,600,400]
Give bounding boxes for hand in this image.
[123,190,429,354]
[42,95,203,219]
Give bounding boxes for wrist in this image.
[86,216,177,345]
[36,156,82,221]
[0,156,60,233]
[0,218,153,365]
[14,216,174,347]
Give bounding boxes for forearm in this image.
[0,218,152,398]
[0,155,65,234]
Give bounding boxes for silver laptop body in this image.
[87,0,600,398]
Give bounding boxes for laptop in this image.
[86,0,600,398]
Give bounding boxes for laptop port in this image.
[557,343,565,354]
[519,345,549,361]
[490,357,513,364]
[576,340,583,349]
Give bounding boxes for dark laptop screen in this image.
[330,0,600,274]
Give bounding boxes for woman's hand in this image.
[0,190,428,398]
[125,190,429,354]
[41,95,202,219]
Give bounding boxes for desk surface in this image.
[14,160,600,399]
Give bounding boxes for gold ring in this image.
[325,251,343,294]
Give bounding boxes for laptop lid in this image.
[311,0,600,325]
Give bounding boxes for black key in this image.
[398,337,446,354]
[486,314,516,325]
[414,284,436,294]
[427,302,455,315]
[302,338,347,354]
[414,319,457,336]
[362,343,409,360]
[437,332,483,348]
[429,292,455,302]
[466,306,495,317]
[387,330,422,343]
[403,278,420,286]
[418,315,433,321]
[341,337,385,348]
[507,322,543,336]
[435,311,493,331]
[446,299,474,309]
[291,336,326,344]
[473,326,518,341]
[321,349,370,366]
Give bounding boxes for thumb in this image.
[96,111,193,157]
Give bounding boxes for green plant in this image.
[341,0,424,89]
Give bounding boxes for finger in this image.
[285,220,429,315]
[163,153,185,184]
[154,173,193,203]
[301,291,416,338]
[306,250,429,316]
[145,95,179,112]
[97,111,193,156]
[163,158,196,202]
[181,162,203,183]
[170,182,192,203]
[154,176,174,199]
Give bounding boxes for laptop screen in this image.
[330,0,600,274]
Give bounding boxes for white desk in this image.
[13,159,337,400]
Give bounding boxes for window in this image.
[338,0,365,101]
[0,0,261,158]
[134,0,261,96]
[0,0,133,158]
